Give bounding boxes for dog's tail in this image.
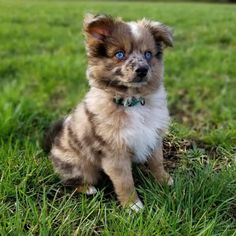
[42,118,65,153]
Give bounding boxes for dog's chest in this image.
[120,98,169,163]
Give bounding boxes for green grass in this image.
[0,0,236,235]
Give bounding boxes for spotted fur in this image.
[45,14,173,210]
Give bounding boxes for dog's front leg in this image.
[147,145,173,186]
[101,156,143,212]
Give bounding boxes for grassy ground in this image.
[0,0,236,235]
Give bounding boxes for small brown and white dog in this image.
[45,14,173,212]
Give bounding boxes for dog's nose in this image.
[136,66,148,78]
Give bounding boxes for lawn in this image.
[0,0,235,235]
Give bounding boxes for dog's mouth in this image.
[119,75,149,87]
[109,79,148,88]
[95,76,149,92]
[121,80,148,88]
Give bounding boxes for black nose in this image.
[136,66,148,78]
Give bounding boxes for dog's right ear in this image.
[83,14,114,41]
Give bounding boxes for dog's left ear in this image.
[141,19,173,47]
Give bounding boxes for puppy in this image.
[45,14,173,212]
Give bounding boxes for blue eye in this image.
[144,51,152,61]
[115,51,125,60]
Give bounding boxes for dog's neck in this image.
[86,76,163,110]
[86,86,150,110]
[113,95,145,107]
[88,74,162,102]
[85,85,166,117]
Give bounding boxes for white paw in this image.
[129,199,144,212]
[167,176,174,186]
[85,186,98,195]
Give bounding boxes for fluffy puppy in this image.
[45,14,173,211]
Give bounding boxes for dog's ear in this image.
[84,14,114,41]
[141,19,173,47]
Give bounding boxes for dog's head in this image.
[84,14,173,95]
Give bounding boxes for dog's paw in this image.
[76,185,98,195]
[167,176,174,186]
[156,172,174,186]
[85,186,98,195]
[129,199,144,212]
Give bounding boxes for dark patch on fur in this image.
[51,155,74,173]
[95,149,103,157]
[43,118,65,153]
[83,134,101,156]
[105,63,114,71]
[62,177,83,187]
[114,68,124,76]
[131,62,136,69]
[99,78,129,92]
[68,139,80,154]
[135,87,142,94]
[93,44,107,58]
[67,125,83,153]
[156,43,163,60]
[54,138,69,153]
[156,52,163,60]
[127,148,135,158]
[83,134,93,147]
[84,103,107,147]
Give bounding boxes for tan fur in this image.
[147,146,172,184]
[48,14,173,209]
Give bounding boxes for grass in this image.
[0,0,235,235]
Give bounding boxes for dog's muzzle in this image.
[132,66,149,83]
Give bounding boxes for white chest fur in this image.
[120,86,170,163]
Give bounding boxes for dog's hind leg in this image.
[50,149,100,195]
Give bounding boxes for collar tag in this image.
[113,96,145,107]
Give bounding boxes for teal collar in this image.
[113,96,145,107]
